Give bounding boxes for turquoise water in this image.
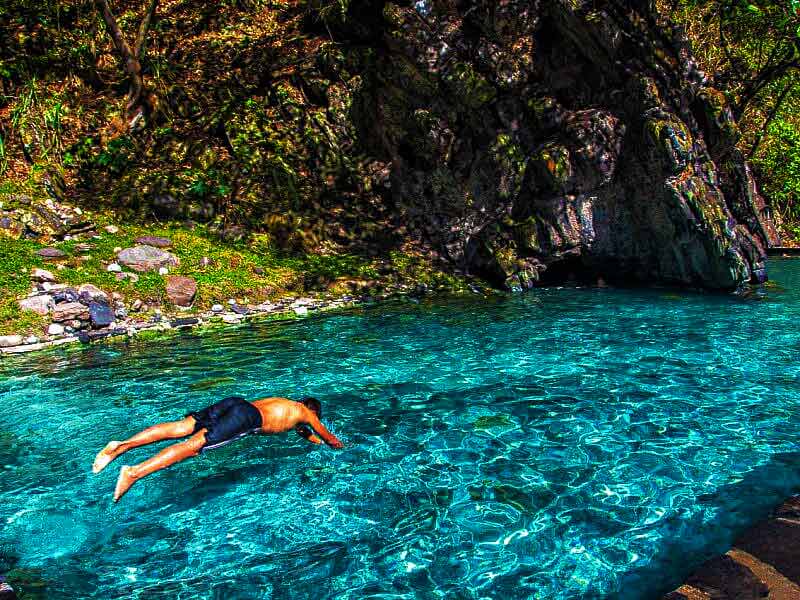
[2,261,800,599]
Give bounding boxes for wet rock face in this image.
[348,0,778,289]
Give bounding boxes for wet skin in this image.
[92,397,344,502]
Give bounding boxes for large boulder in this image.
[165,276,197,307]
[330,0,779,290]
[117,245,179,272]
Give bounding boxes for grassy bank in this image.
[0,216,471,337]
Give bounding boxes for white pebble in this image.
[158,267,169,275]
[211,304,224,313]
[104,225,119,234]
[48,323,65,336]
[107,263,122,273]
[293,306,309,316]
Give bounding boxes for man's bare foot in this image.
[113,466,137,502]
[93,441,122,474]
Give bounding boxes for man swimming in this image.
[92,396,344,502]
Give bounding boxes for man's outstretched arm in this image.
[295,425,322,445]
[306,414,344,449]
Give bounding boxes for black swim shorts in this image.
[187,396,263,451]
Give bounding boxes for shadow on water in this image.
[613,450,800,599]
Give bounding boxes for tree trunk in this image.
[95,0,158,123]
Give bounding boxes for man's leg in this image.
[113,430,207,502]
[93,417,197,474]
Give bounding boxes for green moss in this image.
[444,62,496,109]
[535,144,571,191]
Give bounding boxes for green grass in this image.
[0,217,470,337]
[0,238,47,336]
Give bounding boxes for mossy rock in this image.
[645,117,693,174]
[533,143,571,192]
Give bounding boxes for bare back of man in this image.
[92,396,343,502]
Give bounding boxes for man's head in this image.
[301,396,321,417]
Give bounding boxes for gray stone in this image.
[77,284,108,302]
[165,276,197,307]
[222,313,243,324]
[115,271,139,283]
[104,225,119,234]
[89,302,114,328]
[47,323,65,336]
[18,295,54,315]
[53,301,90,322]
[211,304,224,313]
[36,247,66,259]
[53,289,79,304]
[294,306,309,316]
[31,268,55,282]
[117,245,179,272]
[134,235,172,248]
[23,335,39,345]
[0,335,23,348]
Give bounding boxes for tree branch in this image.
[134,0,158,60]
[95,0,157,120]
[750,79,792,157]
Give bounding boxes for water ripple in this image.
[1,261,800,598]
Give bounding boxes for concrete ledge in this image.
[663,495,800,599]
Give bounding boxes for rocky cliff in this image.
[326,0,780,290]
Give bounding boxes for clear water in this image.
[2,260,800,600]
